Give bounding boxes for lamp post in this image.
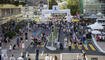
[26,5,30,41]
[80,0,84,14]
[47,0,49,9]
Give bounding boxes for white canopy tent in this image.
[46,46,56,51]
[83,14,97,19]
[17,57,24,60]
[91,30,101,34]
[87,22,104,30]
[41,5,71,23]
[96,12,104,16]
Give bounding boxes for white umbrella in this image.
[97,12,104,16]
[46,46,56,51]
[17,57,23,60]
[87,22,104,29]
[91,30,101,34]
[102,32,105,34]
[89,14,97,18]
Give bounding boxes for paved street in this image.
[26,24,105,56]
[1,0,105,60]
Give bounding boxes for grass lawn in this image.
[49,27,58,42]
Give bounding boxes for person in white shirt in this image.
[17,56,23,60]
[57,42,60,49]
[9,44,12,51]
[45,54,50,60]
[10,55,16,60]
[3,54,8,60]
[77,53,80,60]
[22,42,25,51]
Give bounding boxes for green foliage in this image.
[19,2,26,6]
[49,0,58,9]
[49,27,58,42]
[15,24,24,32]
[5,31,16,39]
[0,0,26,6]
[66,0,81,15]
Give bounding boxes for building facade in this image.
[0,4,22,18]
[83,0,105,15]
[21,6,35,18]
[0,5,21,18]
[0,4,23,26]
[25,0,47,6]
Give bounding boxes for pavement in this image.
[28,53,105,60]
[97,42,105,51]
[1,26,42,58]
[26,25,105,56]
[1,23,105,60]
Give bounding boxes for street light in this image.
[47,0,49,9]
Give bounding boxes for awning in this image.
[87,22,104,29]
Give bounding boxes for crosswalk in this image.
[83,44,89,50]
[77,43,82,50]
[89,44,96,51]
[71,43,96,51]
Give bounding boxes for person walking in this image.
[68,41,71,51]
[45,54,50,60]
[82,50,86,60]
[16,37,20,47]
[77,53,80,60]
[25,32,28,41]
[10,55,16,60]
[3,54,8,60]
[35,49,39,60]
[22,42,25,51]
[9,44,12,51]
[53,55,57,60]
[25,52,28,60]
[0,40,2,49]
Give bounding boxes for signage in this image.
[53,5,59,10]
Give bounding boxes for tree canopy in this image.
[66,0,81,15]
[0,0,26,6]
[49,0,58,9]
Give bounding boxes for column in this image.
[0,9,1,17]
[4,9,7,17]
[1,9,4,17]
[80,0,84,14]
[9,8,12,16]
[67,10,71,22]
[19,8,21,14]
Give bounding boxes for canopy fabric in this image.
[17,57,23,60]
[46,46,56,51]
[83,14,97,18]
[87,22,104,29]
[96,12,104,16]
[91,30,101,34]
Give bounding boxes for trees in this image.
[66,0,81,15]
[49,0,58,9]
[0,0,26,6]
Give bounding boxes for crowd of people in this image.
[1,52,32,60]
[0,19,92,60]
[44,20,92,51]
[96,34,105,41]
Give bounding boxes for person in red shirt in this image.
[96,35,99,41]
